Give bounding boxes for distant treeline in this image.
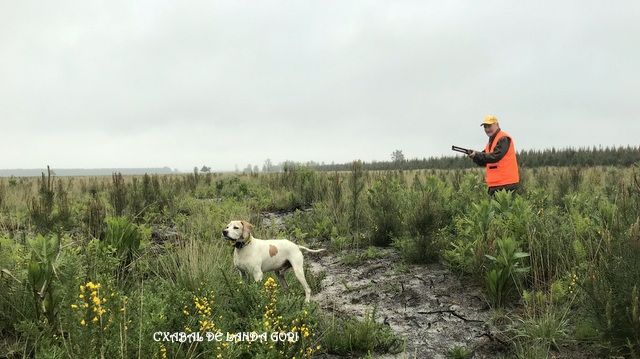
[0,167,176,177]
[311,146,640,171]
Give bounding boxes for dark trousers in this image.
[488,183,519,196]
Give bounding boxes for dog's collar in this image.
[234,236,252,249]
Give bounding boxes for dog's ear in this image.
[241,221,253,239]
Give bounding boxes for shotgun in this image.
[451,145,473,155]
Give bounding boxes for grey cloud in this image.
[1,1,638,170]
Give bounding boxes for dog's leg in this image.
[291,263,312,303]
[238,269,250,283]
[276,270,289,290]
[251,269,264,282]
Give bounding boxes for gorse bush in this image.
[394,176,451,263]
[349,160,367,238]
[110,172,127,216]
[277,164,327,208]
[367,175,405,247]
[29,166,55,232]
[84,188,106,239]
[327,171,345,229]
[583,234,640,356]
[55,179,71,229]
[64,280,129,357]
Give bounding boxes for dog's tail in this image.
[298,245,326,253]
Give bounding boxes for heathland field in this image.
[1,163,639,358]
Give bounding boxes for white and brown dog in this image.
[222,220,325,303]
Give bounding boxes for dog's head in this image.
[222,220,253,243]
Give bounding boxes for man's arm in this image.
[473,137,511,164]
[471,150,487,166]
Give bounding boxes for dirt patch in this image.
[258,210,508,357]
[308,247,509,358]
[259,209,307,233]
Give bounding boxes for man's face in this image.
[483,123,499,137]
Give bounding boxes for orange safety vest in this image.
[484,130,519,187]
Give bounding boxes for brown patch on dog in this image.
[269,245,278,257]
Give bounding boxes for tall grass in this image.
[154,239,228,291]
[2,164,640,357]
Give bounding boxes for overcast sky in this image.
[1,1,638,171]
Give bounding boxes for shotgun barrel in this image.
[451,145,473,155]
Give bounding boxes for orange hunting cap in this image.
[481,115,498,126]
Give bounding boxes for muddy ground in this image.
[260,211,509,359]
[307,247,509,359]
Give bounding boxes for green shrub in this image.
[27,234,61,324]
[84,189,106,239]
[397,177,451,263]
[0,237,30,338]
[55,179,72,229]
[109,172,127,216]
[319,307,404,355]
[277,164,327,208]
[443,199,493,275]
[446,345,473,359]
[509,289,570,358]
[367,176,405,247]
[29,167,55,232]
[348,160,367,238]
[103,216,149,284]
[484,237,530,308]
[583,237,640,356]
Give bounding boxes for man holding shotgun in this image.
[454,115,520,195]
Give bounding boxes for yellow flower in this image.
[92,317,99,323]
[70,304,78,309]
[80,319,86,326]
[79,294,84,299]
